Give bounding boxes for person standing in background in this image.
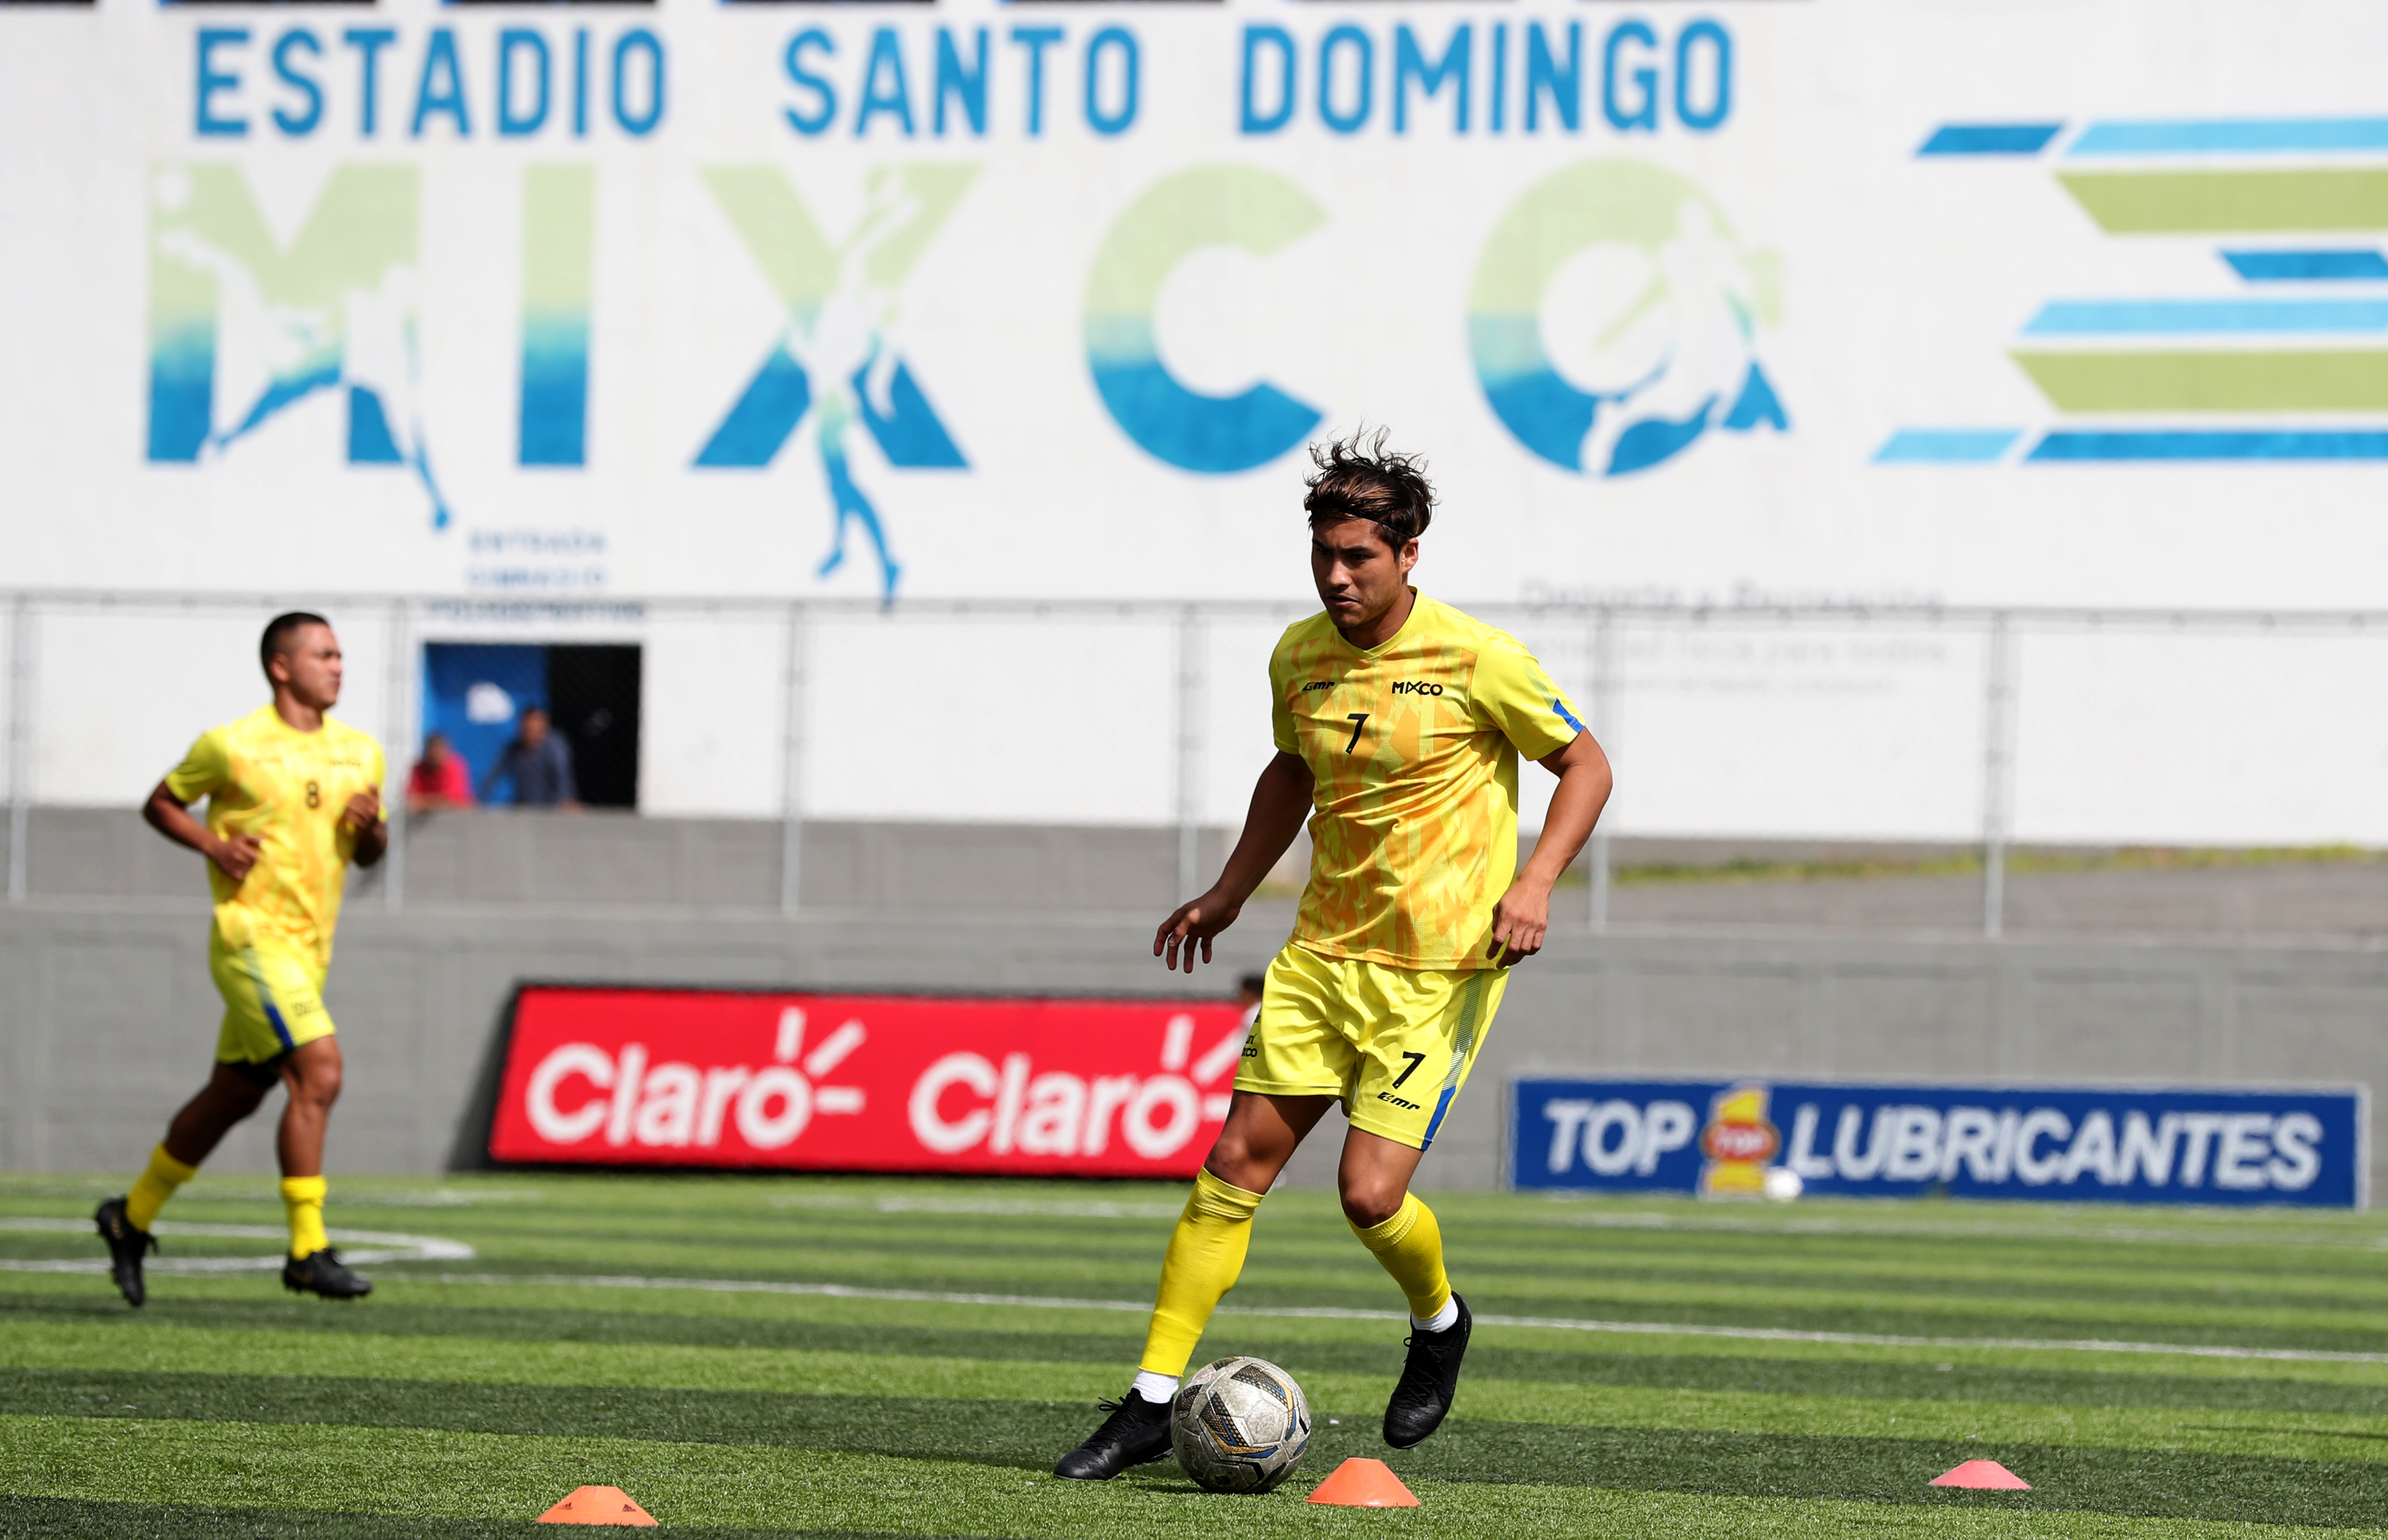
[479,706,578,808]
[406,732,474,813]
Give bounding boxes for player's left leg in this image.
[212,942,371,1302]
[1340,1130,1471,1447]
[1339,962,1506,1447]
[275,1035,370,1300]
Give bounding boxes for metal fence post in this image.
[6,597,32,904]
[1980,611,2017,938]
[779,602,809,917]
[5,589,35,902]
[1174,606,1204,902]
[382,599,411,911]
[1586,607,1615,931]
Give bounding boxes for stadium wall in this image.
[7,895,2381,1202]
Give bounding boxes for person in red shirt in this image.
[406,733,474,813]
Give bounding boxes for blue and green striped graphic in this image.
[1884,117,2388,464]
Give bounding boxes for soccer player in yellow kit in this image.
[1055,435,1613,1479]
[94,613,388,1305]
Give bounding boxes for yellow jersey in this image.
[163,705,386,969]
[1270,593,1584,969]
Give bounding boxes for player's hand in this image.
[340,785,384,833]
[208,833,263,885]
[1155,889,1242,974]
[1487,876,1553,967]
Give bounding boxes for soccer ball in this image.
[1763,1166,1805,1202]
[1170,1356,1312,1493]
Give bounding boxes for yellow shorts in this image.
[1235,943,1506,1150]
[209,940,336,1068]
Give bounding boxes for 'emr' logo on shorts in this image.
[1377,1090,1421,1111]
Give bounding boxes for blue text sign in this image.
[1512,1078,2366,1207]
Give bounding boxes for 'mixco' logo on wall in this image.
[1083,158,1788,480]
[145,159,974,602]
[146,152,1788,598]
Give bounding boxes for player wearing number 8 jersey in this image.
[93,613,388,1307]
[1056,433,1613,1480]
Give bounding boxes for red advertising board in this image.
[488,986,1251,1177]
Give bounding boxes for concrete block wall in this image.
[6,897,2384,1199]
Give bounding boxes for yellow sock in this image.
[125,1144,197,1233]
[1352,1192,1452,1323]
[280,1176,328,1259]
[1137,1169,1266,1376]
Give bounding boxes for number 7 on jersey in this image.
[1343,713,1369,754]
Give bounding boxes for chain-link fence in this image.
[7,591,2387,934]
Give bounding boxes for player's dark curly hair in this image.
[1303,429,1434,550]
[260,611,331,678]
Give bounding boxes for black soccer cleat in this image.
[282,1248,372,1300]
[1053,1389,1174,1480]
[94,1197,159,1308]
[1383,1293,1471,1449]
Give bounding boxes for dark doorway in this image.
[548,645,642,808]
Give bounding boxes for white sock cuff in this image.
[1411,1298,1460,1334]
[1131,1370,1180,1403]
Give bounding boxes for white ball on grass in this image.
[1170,1356,1313,1493]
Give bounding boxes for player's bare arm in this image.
[342,785,390,868]
[1487,731,1615,966]
[1154,751,1314,973]
[143,780,261,886]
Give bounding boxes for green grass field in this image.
[5,1173,2387,1537]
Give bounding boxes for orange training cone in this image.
[537,1485,659,1525]
[1306,1457,1420,1507]
[1931,1460,2031,1490]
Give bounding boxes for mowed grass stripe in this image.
[33,1183,2388,1315]
[27,1253,2386,1355]
[28,1251,2388,1356]
[18,1182,2388,1335]
[6,1497,984,1540]
[16,1357,2388,1469]
[411,1268,2388,1356]
[17,1271,2388,1390]
[22,1309,2388,1415]
[8,1403,2388,1530]
[270,1219,2388,1320]
[24,1177,2375,1258]
[1439,1242,2388,1308]
[18,1433,2369,1540]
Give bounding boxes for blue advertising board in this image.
[1511,1078,2367,1207]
